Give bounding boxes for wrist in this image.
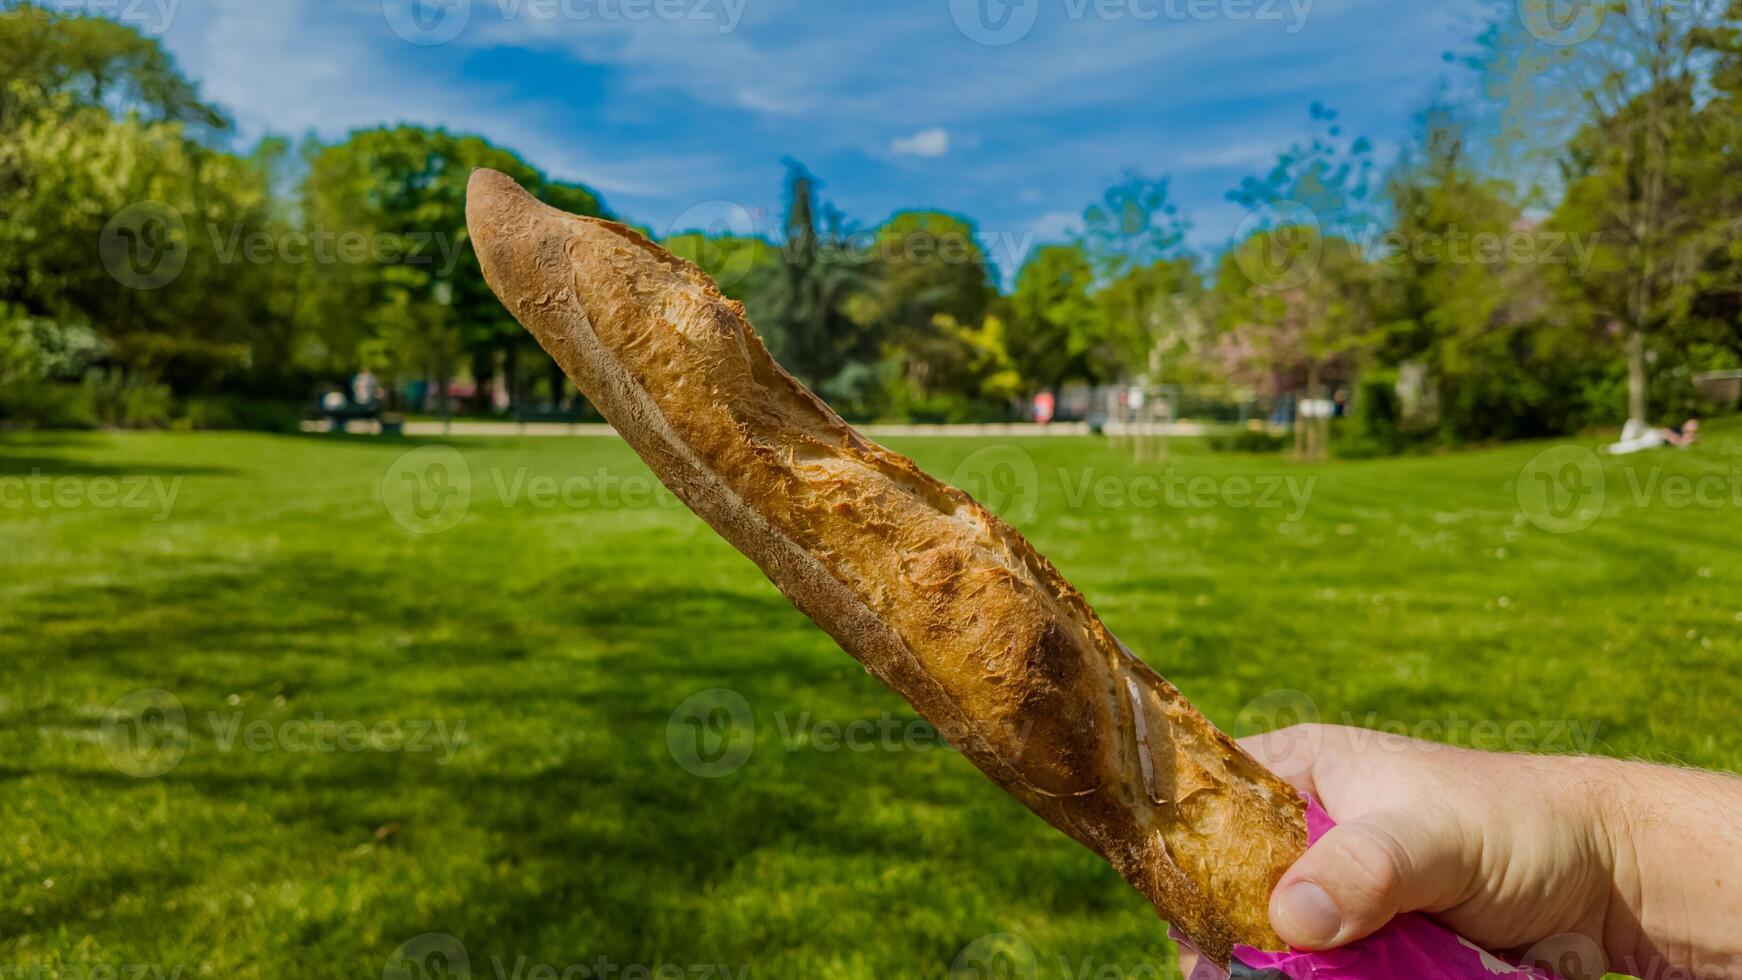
[1565,756,1740,974]
[1560,756,1650,966]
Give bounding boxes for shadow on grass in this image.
[0,454,234,478]
[6,545,1115,966]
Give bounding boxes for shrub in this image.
[1208,425,1289,454]
[1335,372,1405,459]
[177,396,302,433]
[80,371,173,429]
[0,382,98,429]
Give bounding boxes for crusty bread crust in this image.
[465,168,1306,963]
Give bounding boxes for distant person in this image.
[1605,416,1699,455]
[1033,390,1055,426]
[1661,417,1700,446]
[352,369,381,408]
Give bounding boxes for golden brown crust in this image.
[465,168,1307,964]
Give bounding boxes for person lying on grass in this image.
[1659,417,1701,447]
[1606,417,1701,455]
[1241,724,1742,979]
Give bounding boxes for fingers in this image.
[1245,725,1478,948]
[1270,808,1471,950]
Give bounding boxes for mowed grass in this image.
[2,423,1740,978]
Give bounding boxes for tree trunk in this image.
[548,356,566,413]
[470,348,493,414]
[1292,393,1306,460]
[1299,363,1323,461]
[504,344,521,419]
[1625,327,1648,424]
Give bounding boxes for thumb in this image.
[1270,808,1470,950]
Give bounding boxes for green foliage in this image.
[869,211,1002,408]
[1206,425,1291,453]
[298,125,609,409]
[0,105,276,386]
[1007,244,1113,387]
[176,395,303,433]
[745,162,882,389]
[0,305,101,386]
[78,369,174,428]
[0,382,97,429]
[0,9,620,420]
[1081,172,1189,279]
[1228,102,1377,236]
[0,0,229,132]
[1334,372,1405,458]
[663,232,779,302]
[1212,231,1381,391]
[1096,256,1207,381]
[5,4,1742,438]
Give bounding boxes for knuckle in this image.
[1321,821,1411,913]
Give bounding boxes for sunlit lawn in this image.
[2,422,1739,978]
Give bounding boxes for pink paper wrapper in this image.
[1171,798,1557,980]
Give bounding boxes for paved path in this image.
[305,420,1221,438]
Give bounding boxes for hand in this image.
[1240,724,1742,978]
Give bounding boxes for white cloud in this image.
[892,127,950,158]
[1172,140,1282,172]
[1027,209,1080,244]
[153,0,739,206]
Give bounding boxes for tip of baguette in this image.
[467,167,533,222]
[468,169,726,330]
[467,168,566,266]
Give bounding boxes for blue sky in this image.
[137,0,1492,271]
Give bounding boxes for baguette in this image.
[465,168,1307,964]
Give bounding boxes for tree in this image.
[1006,244,1112,389]
[1228,102,1378,241]
[0,4,273,395]
[1082,171,1189,280]
[1376,105,1588,441]
[1220,104,1384,457]
[299,126,610,412]
[1080,173,1198,385]
[1478,0,1737,424]
[664,232,780,304]
[1214,229,1380,458]
[0,105,278,389]
[745,162,880,395]
[0,1,229,135]
[867,210,996,404]
[1096,257,1210,386]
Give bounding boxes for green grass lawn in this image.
[2,423,1740,978]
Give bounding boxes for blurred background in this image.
[2,0,1739,977]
